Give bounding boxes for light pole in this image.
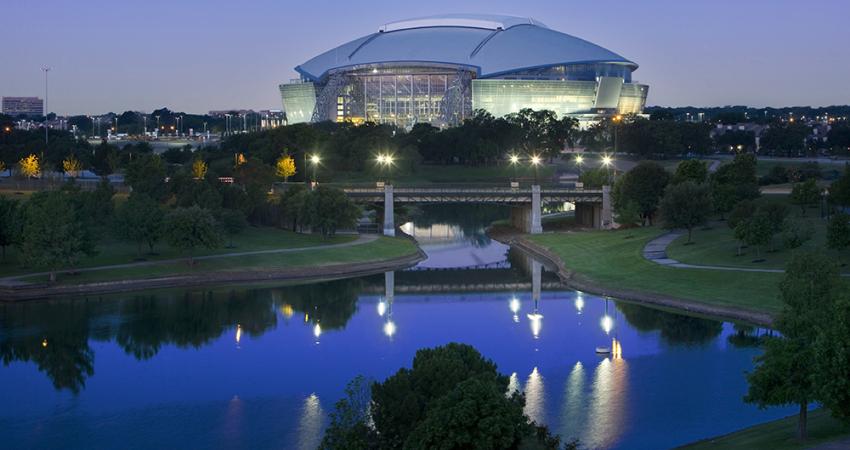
[41,67,50,147]
[574,154,584,176]
[601,154,614,180]
[309,154,321,185]
[377,153,394,184]
[508,153,520,184]
[530,154,542,185]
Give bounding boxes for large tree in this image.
[124,154,168,201]
[114,193,165,257]
[0,196,21,259]
[612,161,671,225]
[19,191,96,281]
[671,159,708,185]
[826,212,850,263]
[303,186,360,237]
[659,181,713,243]
[746,253,843,440]
[789,179,821,216]
[164,206,223,265]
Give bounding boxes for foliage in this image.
[612,161,670,225]
[614,200,642,228]
[125,154,168,201]
[164,206,223,264]
[62,155,83,177]
[322,343,565,450]
[19,191,97,281]
[780,218,813,250]
[659,181,713,243]
[745,253,843,440]
[18,154,40,178]
[578,167,614,188]
[828,165,850,208]
[711,154,760,217]
[813,292,850,424]
[114,193,165,256]
[275,154,297,181]
[761,122,810,156]
[826,212,850,257]
[735,210,773,258]
[217,209,247,247]
[191,159,208,179]
[789,179,821,216]
[303,186,361,237]
[0,196,21,259]
[672,159,708,184]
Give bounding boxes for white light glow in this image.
[575,295,585,313]
[377,301,387,317]
[313,323,322,338]
[601,315,613,335]
[383,320,396,338]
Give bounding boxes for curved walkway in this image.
[0,234,379,285]
[642,231,786,273]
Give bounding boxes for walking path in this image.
[0,234,379,286]
[642,231,786,273]
[644,230,850,275]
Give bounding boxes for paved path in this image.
[642,230,786,273]
[0,234,379,285]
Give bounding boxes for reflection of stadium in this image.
[280,14,649,128]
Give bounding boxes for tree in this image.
[789,179,820,216]
[781,218,813,250]
[659,181,713,243]
[114,193,165,257]
[612,161,670,225]
[191,159,208,179]
[813,291,850,425]
[304,186,360,237]
[217,209,247,248]
[62,155,83,178]
[18,154,40,178]
[164,206,223,265]
[736,211,773,259]
[672,160,708,185]
[826,212,850,264]
[319,376,376,450]
[0,196,21,259]
[19,191,96,282]
[746,253,841,440]
[614,200,642,229]
[275,154,297,182]
[125,154,168,201]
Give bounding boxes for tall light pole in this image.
[41,67,51,148]
[508,153,520,184]
[574,154,584,176]
[530,154,542,185]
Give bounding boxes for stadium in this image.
[280,14,648,128]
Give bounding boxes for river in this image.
[0,205,793,449]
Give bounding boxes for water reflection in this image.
[560,362,586,439]
[586,358,629,449]
[617,302,723,345]
[523,367,546,425]
[296,394,325,450]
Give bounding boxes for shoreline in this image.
[0,246,427,302]
[490,228,774,327]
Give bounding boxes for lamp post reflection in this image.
[575,292,585,314]
[526,260,543,339]
[509,296,521,323]
[296,393,325,450]
[235,324,242,348]
[600,298,614,335]
[523,367,545,424]
[382,271,396,340]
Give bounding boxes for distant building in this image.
[280,14,649,128]
[2,97,44,117]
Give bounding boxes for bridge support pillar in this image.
[530,185,543,234]
[383,184,395,236]
[602,185,613,229]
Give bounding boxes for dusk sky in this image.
[4,0,849,115]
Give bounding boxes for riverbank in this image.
[678,409,850,450]
[0,235,425,301]
[492,226,779,326]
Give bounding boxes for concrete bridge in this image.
[342,184,612,235]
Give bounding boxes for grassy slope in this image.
[0,227,355,277]
[529,227,786,315]
[29,236,418,284]
[679,409,850,450]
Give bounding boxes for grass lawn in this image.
[666,209,848,271]
[23,236,418,284]
[679,409,850,450]
[0,226,356,277]
[529,227,787,315]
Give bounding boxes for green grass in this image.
[529,227,786,315]
[666,210,847,271]
[25,236,418,284]
[679,409,850,450]
[0,227,355,277]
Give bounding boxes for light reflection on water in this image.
[296,393,325,450]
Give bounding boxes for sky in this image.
[3,0,849,115]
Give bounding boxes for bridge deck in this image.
[342,186,603,203]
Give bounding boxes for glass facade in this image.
[279,82,317,124]
[472,79,598,117]
[282,64,646,127]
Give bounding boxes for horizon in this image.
[4,0,850,115]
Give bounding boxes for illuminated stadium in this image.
[280,14,648,128]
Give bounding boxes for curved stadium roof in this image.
[296,14,637,82]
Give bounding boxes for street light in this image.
[530,154,542,184]
[309,154,321,184]
[574,154,584,175]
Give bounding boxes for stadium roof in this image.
[295,14,636,81]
